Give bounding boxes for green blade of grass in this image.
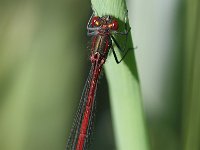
[183,0,200,150]
[91,0,150,150]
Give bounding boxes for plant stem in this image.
[183,0,200,150]
[91,0,150,150]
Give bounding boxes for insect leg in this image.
[111,46,132,64]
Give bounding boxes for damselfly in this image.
[66,11,132,150]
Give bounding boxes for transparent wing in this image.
[66,63,100,150]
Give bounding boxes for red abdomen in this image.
[76,55,103,150]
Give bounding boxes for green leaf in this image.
[91,0,150,150]
[183,0,200,150]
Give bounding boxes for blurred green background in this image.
[0,0,199,150]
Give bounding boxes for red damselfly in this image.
[66,11,132,150]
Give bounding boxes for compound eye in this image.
[111,20,118,30]
[91,16,100,27]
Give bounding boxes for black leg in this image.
[110,10,136,64]
[111,35,128,52]
[111,46,133,64]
